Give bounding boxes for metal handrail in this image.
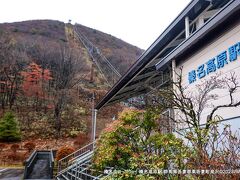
[57,141,96,173]
[57,152,101,180]
[26,151,37,168]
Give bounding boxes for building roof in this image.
[95,0,236,110]
[156,0,240,70]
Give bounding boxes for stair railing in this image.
[57,141,96,173]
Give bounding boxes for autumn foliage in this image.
[10,144,20,153]
[0,143,6,152]
[24,142,36,153]
[56,146,75,161]
[73,133,90,148]
[21,62,52,98]
[7,153,21,161]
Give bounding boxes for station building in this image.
[95,0,240,137]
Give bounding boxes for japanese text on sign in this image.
[188,42,240,84]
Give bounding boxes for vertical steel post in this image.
[91,93,95,142]
[93,109,97,142]
[171,59,177,132]
[185,16,190,38]
[172,59,176,83]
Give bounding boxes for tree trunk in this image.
[54,102,62,138]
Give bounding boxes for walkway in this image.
[0,168,24,180]
[27,159,50,179]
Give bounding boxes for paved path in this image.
[27,159,50,179]
[0,168,24,180]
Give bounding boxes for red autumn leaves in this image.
[21,62,52,99]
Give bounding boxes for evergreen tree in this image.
[0,112,21,142]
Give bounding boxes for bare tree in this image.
[146,68,240,164]
[0,33,27,110]
[49,45,83,137]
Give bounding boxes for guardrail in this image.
[23,150,54,179]
[57,141,96,173]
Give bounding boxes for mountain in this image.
[74,23,143,74]
[0,20,143,143]
[0,20,143,79]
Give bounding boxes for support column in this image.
[185,16,190,39]
[171,59,177,133]
[91,93,97,142]
[92,109,97,149]
[172,59,176,84]
[93,109,97,142]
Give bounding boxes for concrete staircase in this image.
[24,150,54,180]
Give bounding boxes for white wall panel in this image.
[175,22,240,126]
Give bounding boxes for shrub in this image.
[56,146,75,161]
[0,143,6,152]
[39,31,51,37]
[73,133,89,147]
[69,129,80,138]
[0,112,21,142]
[93,108,192,179]
[59,38,67,42]
[30,28,37,35]
[10,144,20,153]
[24,142,36,153]
[13,28,19,32]
[7,153,21,161]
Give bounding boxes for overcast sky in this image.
[1,0,191,49]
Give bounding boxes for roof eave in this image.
[156,0,239,70]
[95,0,211,110]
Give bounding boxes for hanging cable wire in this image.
[73,24,121,87]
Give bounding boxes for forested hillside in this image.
[0,20,143,164]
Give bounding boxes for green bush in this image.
[93,109,192,179]
[0,112,21,142]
